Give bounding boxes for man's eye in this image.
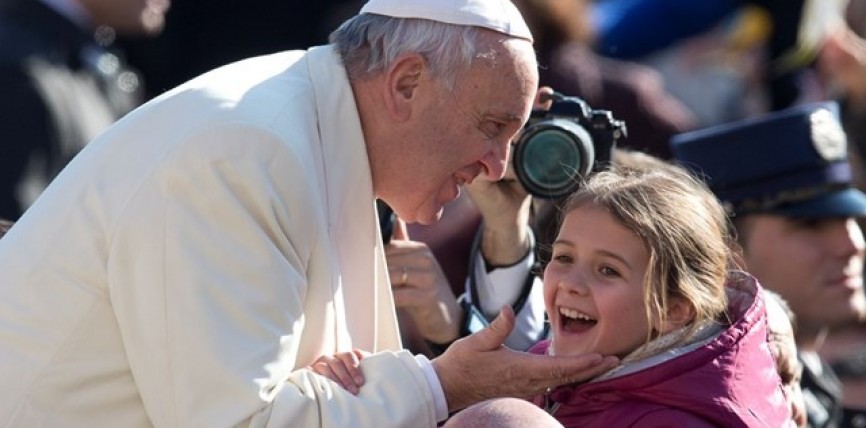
[790,218,823,229]
[482,121,505,137]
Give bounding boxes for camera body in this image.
[512,92,626,199]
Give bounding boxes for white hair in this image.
[329,13,493,90]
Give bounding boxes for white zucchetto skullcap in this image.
[360,0,533,42]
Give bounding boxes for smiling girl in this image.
[531,164,792,426]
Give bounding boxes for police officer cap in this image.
[671,101,866,218]
[360,0,533,42]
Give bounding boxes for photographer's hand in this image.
[466,172,532,267]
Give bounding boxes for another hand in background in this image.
[819,24,866,106]
[386,218,461,346]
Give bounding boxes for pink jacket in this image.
[530,272,791,427]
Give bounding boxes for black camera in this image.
[512,92,627,199]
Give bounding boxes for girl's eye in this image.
[552,254,573,264]
[599,266,620,277]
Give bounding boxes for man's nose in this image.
[836,218,866,258]
[480,140,510,180]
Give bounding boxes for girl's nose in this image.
[560,269,590,296]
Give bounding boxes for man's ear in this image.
[657,297,695,334]
[383,53,426,122]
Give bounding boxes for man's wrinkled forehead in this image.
[359,0,533,42]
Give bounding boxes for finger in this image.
[385,236,433,260]
[500,353,618,398]
[463,305,515,351]
[310,362,339,384]
[390,286,424,306]
[535,86,555,110]
[544,355,619,388]
[390,265,414,288]
[391,217,409,242]
[336,351,365,385]
[309,361,328,378]
[393,279,457,311]
[327,360,360,395]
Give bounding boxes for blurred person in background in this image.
[817,317,866,427]
[0,0,170,220]
[766,289,809,427]
[673,101,866,428]
[591,0,814,112]
[118,1,362,100]
[817,7,866,187]
[809,12,866,424]
[513,0,696,159]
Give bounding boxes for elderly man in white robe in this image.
[0,0,618,426]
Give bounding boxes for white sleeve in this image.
[508,275,548,351]
[415,354,449,421]
[466,232,548,351]
[260,352,443,427]
[472,249,535,318]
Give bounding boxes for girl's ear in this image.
[657,297,695,334]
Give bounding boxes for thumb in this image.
[535,86,555,110]
[468,305,515,351]
[391,217,409,242]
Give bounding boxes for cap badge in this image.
[810,108,847,161]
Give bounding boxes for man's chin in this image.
[414,208,445,226]
[403,203,446,225]
[391,198,447,225]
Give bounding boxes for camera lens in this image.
[513,119,595,199]
[521,129,581,187]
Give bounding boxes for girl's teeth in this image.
[559,307,596,321]
[560,307,578,318]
